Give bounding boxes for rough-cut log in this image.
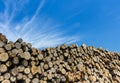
[4,44,11,51]
[17,73,23,80]
[0,53,9,62]
[15,42,21,49]
[4,73,11,80]
[11,68,18,76]
[23,52,31,60]
[31,66,39,75]
[0,48,5,53]
[0,76,4,82]
[32,78,39,83]
[13,57,19,65]
[0,64,8,73]
[1,80,10,83]
[24,68,30,74]
[10,76,16,82]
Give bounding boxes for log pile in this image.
[0,33,120,83]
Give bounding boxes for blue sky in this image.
[0,0,120,52]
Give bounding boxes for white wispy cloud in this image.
[0,0,79,48]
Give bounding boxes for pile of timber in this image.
[0,33,120,83]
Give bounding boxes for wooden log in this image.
[31,66,39,75]
[0,34,8,43]
[31,48,38,56]
[1,80,10,83]
[0,76,4,82]
[17,66,25,72]
[17,73,23,80]
[0,40,5,48]
[22,60,28,67]
[48,62,53,68]
[0,64,8,73]
[10,76,16,82]
[12,49,18,55]
[30,61,36,66]
[0,48,5,53]
[38,54,43,60]
[28,73,33,79]
[4,44,11,51]
[25,78,31,83]
[13,57,19,65]
[4,73,10,80]
[18,49,23,54]
[60,75,66,82]
[47,74,53,80]
[44,64,49,70]
[0,53,9,62]
[16,38,23,43]
[5,61,12,67]
[24,68,30,74]
[22,75,28,80]
[23,52,31,60]
[27,43,32,48]
[28,72,33,79]
[8,41,15,48]
[38,66,42,74]
[15,42,21,49]
[61,68,66,75]
[31,78,39,83]
[11,68,18,76]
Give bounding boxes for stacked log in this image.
[0,33,120,83]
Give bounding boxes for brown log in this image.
[17,66,25,72]
[32,78,39,83]
[13,57,19,65]
[0,34,8,43]
[48,62,53,68]
[0,41,5,47]
[10,76,16,82]
[25,78,31,83]
[11,68,18,76]
[31,48,38,56]
[22,60,28,67]
[30,61,36,66]
[0,76,4,82]
[15,42,21,49]
[16,38,23,43]
[22,75,28,80]
[23,52,31,60]
[12,49,18,55]
[4,73,10,80]
[44,64,49,70]
[61,68,66,75]
[28,73,33,79]
[17,73,23,80]
[5,61,12,67]
[31,66,39,75]
[24,68,30,74]
[0,64,8,73]
[38,54,43,60]
[27,43,32,48]
[0,48,5,53]
[0,53,9,62]
[4,44,11,51]
[47,74,53,80]
[1,80,10,83]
